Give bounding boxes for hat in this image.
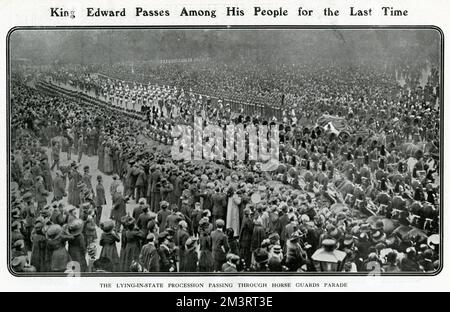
[215,219,225,227]
[427,234,440,248]
[46,224,63,240]
[268,232,280,244]
[22,192,33,200]
[11,255,28,271]
[322,238,337,247]
[371,230,386,243]
[185,237,197,249]
[199,217,210,227]
[101,220,115,232]
[371,220,385,231]
[271,244,282,254]
[254,248,269,264]
[158,231,169,242]
[160,201,169,208]
[68,219,84,236]
[112,174,119,180]
[343,234,354,246]
[12,239,24,249]
[289,232,301,242]
[360,223,371,232]
[179,220,188,229]
[138,198,147,205]
[146,233,156,241]
[121,215,135,226]
[226,253,240,263]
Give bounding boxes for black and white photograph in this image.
[8,28,442,276]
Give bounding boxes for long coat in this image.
[40,162,53,192]
[119,229,142,272]
[110,193,127,222]
[45,237,71,272]
[176,228,189,272]
[211,229,229,271]
[198,233,214,272]
[169,176,183,205]
[251,224,266,252]
[99,232,120,271]
[104,146,113,174]
[34,180,49,205]
[239,215,254,249]
[97,143,105,172]
[226,194,241,236]
[211,192,227,219]
[53,176,66,201]
[30,232,47,272]
[158,244,172,272]
[68,170,82,207]
[95,183,106,206]
[68,234,88,272]
[139,242,159,272]
[183,248,198,272]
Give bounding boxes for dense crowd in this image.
[10,56,440,274]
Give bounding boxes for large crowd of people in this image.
[10,54,440,274]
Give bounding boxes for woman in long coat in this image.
[67,220,88,272]
[239,209,254,267]
[45,225,72,272]
[251,218,266,254]
[110,188,127,232]
[68,166,82,207]
[226,190,241,237]
[198,220,214,272]
[30,222,47,272]
[95,175,107,226]
[97,141,105,173]
[104,143,113,175]
[119,223,143,272]
[99,221,120,272]
[183,240,198,272]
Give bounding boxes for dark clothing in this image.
[68,234,88,272]
[183,248,199,272]
[139,242,160,272]
[211,229,229,271]
[99,232,120,272]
